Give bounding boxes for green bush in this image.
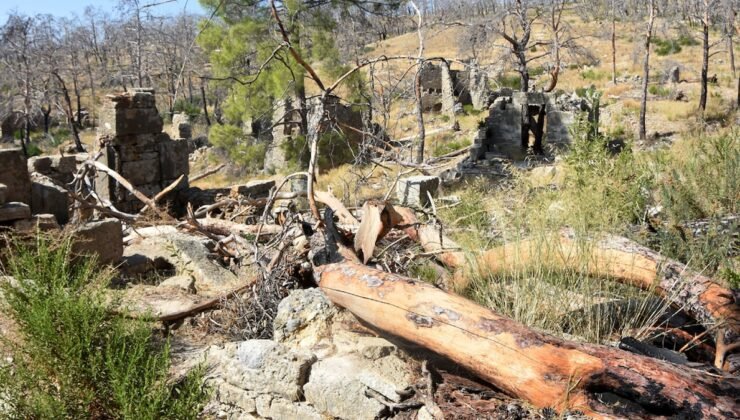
[209,124,267,171]
[282,131,356,171]
[648,85,671,97]
[580,68,607,81]
[174,99,201,121]
[496,73,521,90]
[0,234,208,418]
[463,104,482,116]
[25,142,43,157]
[652,38,682,56]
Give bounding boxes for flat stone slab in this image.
[13,214,60,232]
[396,175,440,208]
[72,218,123,265]
[0,202,31,222]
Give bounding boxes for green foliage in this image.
[0,234,208,418]
[281,131,356,171]
[463,104,482,116]
[209,124,266,170]
[651,36,695,56]
[580,68,607,81]
[648,85,670,97]
[495,73,521,90]
[432,136,471,157]
[25,142,42,157]
[174,99,201,121]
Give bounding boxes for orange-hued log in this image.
[317,262,739,419]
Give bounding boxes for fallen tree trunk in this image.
[316,262,739,419]
[475,229,739,338]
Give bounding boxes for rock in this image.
[396,176,440,208]
[453,102,465,115]
[172,113,192,139]
[0,148,31,205]
[0,183,6,205]
[13,214,60,232]
[274,288,339,351]
[206,340,315,401]
[158,275,196,293]
[123,232,238,294]
[303,356,386,420]
[0,202,31,223]
[159,139,190,180]
[72,218,123,265]
[229,180,276,199]
[30,174,69,225]
[256,395,322,420]
[669,66,680,83]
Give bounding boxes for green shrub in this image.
[0,234,208,418]
[209,124,267,171]
[174,99,201,121]
[463,104,482,116]
[580,68,607,81]
[282,131,357,171]
[648,85,671,97]
[25,142,43,157]
[496,73,521,90]
[433,137,471,157]
[652,38,682,56]
[439,114,451,123]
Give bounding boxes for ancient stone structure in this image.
[172,113,192,139]
[265,95,365,172]
[396,175,440,208]
[95,88,190,213]
[0,148,32,205]
[470,90,589,161]
[419,61,490,115]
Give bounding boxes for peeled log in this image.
[475,229,739,338]
[317,262,739,419]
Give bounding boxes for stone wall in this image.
[419,61,490,114]
[265,95,365,172]
[470,90,590,161]
[95,88,189,213]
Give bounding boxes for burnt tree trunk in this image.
[316,262,739,419]
[52,71,84,152]
[200,79,211,126]
[639,0,655,140]
[699,0,710,118]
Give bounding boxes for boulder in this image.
[396,176,440,208]
[303,356,386,420]
[229,180,275,199]
[72,218,123,265]
[0,202,31,223]
[13,214,60,232]
[30,174,69,225]
[274,288,339,352]
[0,148,31,205]
[206,340,315,401]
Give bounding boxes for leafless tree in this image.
[639,0,656,141]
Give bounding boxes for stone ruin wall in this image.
[419,62,490,116]
[264,95,365,172]
[95,88,189,214]
[470,90,589,161]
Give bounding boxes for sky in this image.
[0,0,206,19]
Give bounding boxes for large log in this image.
[475,229,739,338]
[317,262,739,419]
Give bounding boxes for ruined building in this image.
[470,90,591,161]
[264,95,365,172]
[419,61,490,115]
[95,88,190,213]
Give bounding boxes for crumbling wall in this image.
[95,88,189,214]
[471,90,589,161]
[418,62,490,114]
[265,95,365,172]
